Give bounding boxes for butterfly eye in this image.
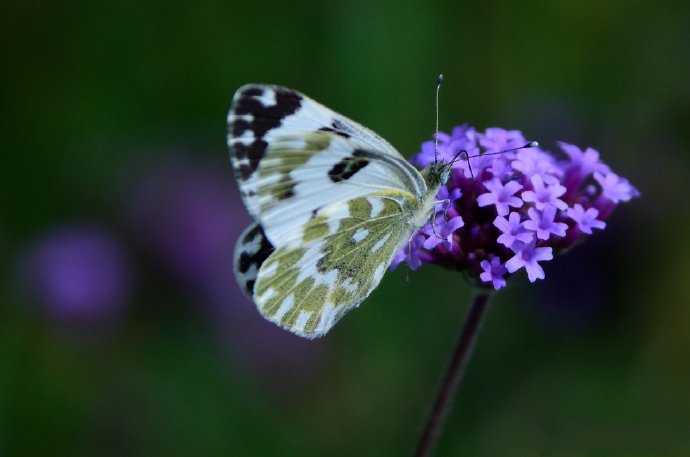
[440,166,451,184]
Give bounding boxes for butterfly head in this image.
[423,160,453,191]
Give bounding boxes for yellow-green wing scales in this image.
[254,193,418,338]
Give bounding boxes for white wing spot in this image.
[352,228,369,243]
[341,277,359,294]
[260,260,278,278]
[369,197,385,217]
[294,310,312,333]
[322,269,338,287]
[371,232,392,253]
[316,303,337,334]
[258,287,277,303]
[256,89,277,107]
[233,131,256,143]
[373,263,386,283]
[241,235,261,256]
[274,294,295,321]
[228,113,253,123]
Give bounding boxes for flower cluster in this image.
[391,125,640,290]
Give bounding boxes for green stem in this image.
[413,291,492,457]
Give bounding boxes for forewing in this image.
[253,193,416,338]
[226,84,427,236]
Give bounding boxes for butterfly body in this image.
[228,84,448,338]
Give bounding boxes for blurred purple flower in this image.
[567,204,606,234]
[593,171,640,204]
[202,263,327,381]
[126,157,250,287]
[397,126,640,289]
[124,155,325,379]
[18,225,131,324]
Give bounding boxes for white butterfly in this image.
[228,84,451,338]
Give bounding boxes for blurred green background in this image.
[2,0,689,456]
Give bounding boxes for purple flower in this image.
[505,241,554,282]
[594,171,640,203]
[412,124,478,168]
[567,204,606,234]
[511,148,560,177]
[521,174,568,211]
[477,178,523,216]
[392,124,639,290]
[479,128,526,152]
[479,257,508,290]
[487,156,513,179]
[436,186,463,211]
[17,225,131,324]
[559,142,610,178]
[126,157,250,287]
[423,216,465,251]
[126,155,324,380]
[391,233,427,271]
[494,212,533,249]
[523,206,568,240]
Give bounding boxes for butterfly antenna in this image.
[434,74,444,164]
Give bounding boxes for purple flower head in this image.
[17,224,132,324]
[393,125,640,289]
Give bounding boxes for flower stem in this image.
[413,291,492,457]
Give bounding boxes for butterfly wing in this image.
[251,193,416,338]
[234,223,274,298]
[227,84,430,337]
[227,84,427,247]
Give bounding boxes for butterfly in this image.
[227,84,452,338]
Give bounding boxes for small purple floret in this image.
[521,174,568,211]
[479,257,508,290]
[594,171,640,204]
[567,204,606,234]
[505,241,553,282]
[477,178,523,216]
[390,234,427,271]
[423,216,465,251]
[494,212,533,249]
[523,206,568,240]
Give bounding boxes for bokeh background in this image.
[2,1,689,456]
